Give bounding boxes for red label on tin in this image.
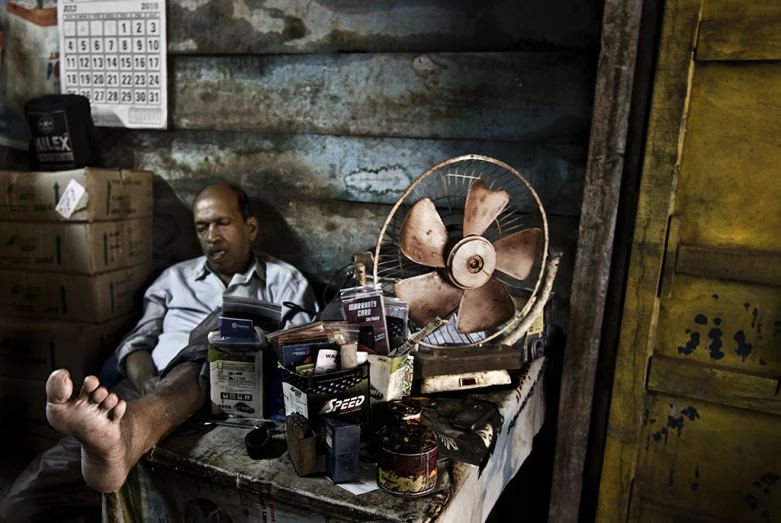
[377,446,438,496]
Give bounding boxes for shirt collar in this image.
[194,253,265,283]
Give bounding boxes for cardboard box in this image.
[27,434,62,456]
[0,218,152,274]
[0,263,153,322]
[209,344,265,419]
[0,377,60,441]
[281,364,371,434]
[367,352,414,405]
[0,168,153,222]
[0,315,139,384]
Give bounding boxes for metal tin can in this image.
[377,423,438,497]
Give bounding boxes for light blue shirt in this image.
[116,253,318,372]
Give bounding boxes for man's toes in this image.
[46,369,74,404]
[80,376,100,397]
[109,400,127,422]
[90,386,109,405]
[101,393,119,411]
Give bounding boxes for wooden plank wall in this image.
[3,0,601,315]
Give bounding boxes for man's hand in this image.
[125,350,159,396]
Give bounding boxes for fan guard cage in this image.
[373,154,549,348]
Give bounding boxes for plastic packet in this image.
[340,285,390,355]
[383,297,409,353]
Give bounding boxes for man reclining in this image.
[0,184,318,520]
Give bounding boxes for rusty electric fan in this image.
[373,155,556,357]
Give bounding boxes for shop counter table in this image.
[104,358,545,523]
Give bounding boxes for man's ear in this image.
[246,216,259,241]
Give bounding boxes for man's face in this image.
[193,187,258,279]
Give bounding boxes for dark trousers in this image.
[0,312,219,523]
[0,380,140,523]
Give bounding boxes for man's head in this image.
[193,185,258,281]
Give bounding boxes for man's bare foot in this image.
[46,369,133,493]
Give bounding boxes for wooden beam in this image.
[676,245,781,287]
[126,173,580,292]
[595,0,703,521]
[547,0,644,521]
[99,129,586,216]
[660,216,682,298]
[167,53,593,142]
[647,356,781,417]
[697,18,781,61]
[165,0,600,55]
[577,0,665,519]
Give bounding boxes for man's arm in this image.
[279,274,320,328]
[115,276,170,394]
[124,350,159,395]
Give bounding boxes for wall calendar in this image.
[57,0,167,129]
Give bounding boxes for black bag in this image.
[24,94,103,171]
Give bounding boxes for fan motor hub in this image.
[447,236,496,289]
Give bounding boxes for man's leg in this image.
[0,436,98,523]
[45,361,202,493]
[0,379,141,523]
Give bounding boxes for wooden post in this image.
[548,0,645,520]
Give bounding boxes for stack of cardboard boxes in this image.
[0,168,154,454]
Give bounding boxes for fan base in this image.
[418,370,512,394]
[413,344,522,378]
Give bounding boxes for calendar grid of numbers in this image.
[58,0,168,129]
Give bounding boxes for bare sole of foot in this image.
[46,369,132,493]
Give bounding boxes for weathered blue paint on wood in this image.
[85,1,597,335]
[167,0,600,55]
[170,53,594,141]
[101,130,586,216]
[138,180,578,301]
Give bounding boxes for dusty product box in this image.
[0,168,153,222]
[368,352,414,405]
[522,294,554,362]
[281,364,370,433]
[0,314,138,384]
[286,413,318,476]
[211,300,282,418]
[209,343,265,419]
[324,417,361,483]
[0,263,153,322]
[0,218,152,274]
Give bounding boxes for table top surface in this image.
[129,359,545,523]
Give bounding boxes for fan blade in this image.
[399,198,448,267]
[463,179,510,237]
[456,277,515,333]
[394,272,464,327]
[493,228,542,280]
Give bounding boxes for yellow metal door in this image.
[598,0,781,521]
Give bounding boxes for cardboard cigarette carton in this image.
[0,168,153,222]
[0,263,153,322]
[0,314,138,383]
[0,218,152,274]
[0,377,60,441]
[280,364,370,434]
